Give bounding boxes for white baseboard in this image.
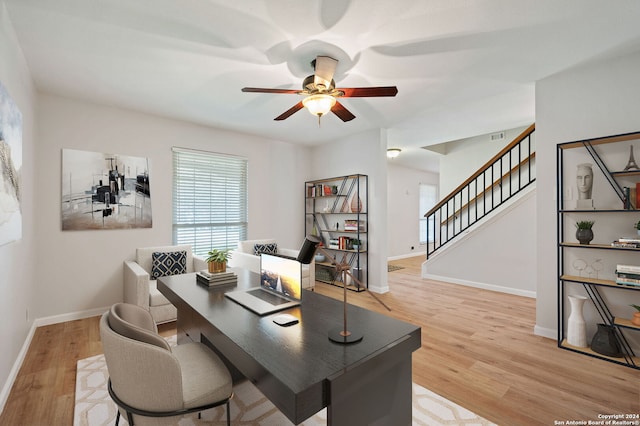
[369,284,390,294]
[534,325,557,340]
[423,273,537,299]
[33,305,110,327]
[0,322,37,415]
[388,252,425,261]
[0,306,110,414]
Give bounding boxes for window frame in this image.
[419,183,437,244]
[172,147,248,256]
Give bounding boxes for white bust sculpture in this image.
[576,163,594,208]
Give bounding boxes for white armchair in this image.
[227,239,315,290]
[123,245,206,324]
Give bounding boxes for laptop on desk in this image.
[225,253,302,315]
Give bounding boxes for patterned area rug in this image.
[388,264,406,272]
[74,336,495,426]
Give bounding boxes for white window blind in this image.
[172,147,247,256]
[419,183,437,244]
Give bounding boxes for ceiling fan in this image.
[241,55,398,124]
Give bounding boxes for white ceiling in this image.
[5,0,640,173]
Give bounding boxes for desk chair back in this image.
[100,303,232,425]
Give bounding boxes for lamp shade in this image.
[302,94,336,117]
[297,235,322,264]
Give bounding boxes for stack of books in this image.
[611,237,640,248]
[196,270,237,287]
[344,219,365,231]
[616,264,640,287]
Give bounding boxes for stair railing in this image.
[424,124,536,259]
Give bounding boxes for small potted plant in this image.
[206,248,231,273]
[351,238,362,251]
[634,220,640,236]
[631,304,640,326]
[575,220,594,245]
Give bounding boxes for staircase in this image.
[424,124,536,259]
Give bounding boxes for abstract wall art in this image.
[0,81,22,246]
[61,149,152,230]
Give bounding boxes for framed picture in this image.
[61,149,152,230]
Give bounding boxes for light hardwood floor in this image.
[1,255,638,425]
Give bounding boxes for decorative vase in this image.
[567,295,588,347]
[590,323,622,357]
[632,312,640,326]
[344,270,352,286]
[575,229,593,245]
[350,194,362,213]
[208,261,226,273]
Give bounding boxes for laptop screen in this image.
[259,253,302,300]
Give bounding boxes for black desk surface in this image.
[158,269,421,423]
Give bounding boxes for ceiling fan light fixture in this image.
[302,94,336,117]
[387,148,402,158]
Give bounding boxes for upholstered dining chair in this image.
[99,303,233,426]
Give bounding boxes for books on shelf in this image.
[306,184,336,197]
[344,219,365,231]
[616,278,640,287]
[611,239,640,248]
[616,265,640,288]
[196,270,237,287]
[618,237,640,243]
[616,270,640,280]
[622,183,640,209]
[327,236,359,250]
[611,236,640,248]
[617,264,640,274]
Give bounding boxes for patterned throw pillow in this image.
[151,251,187,280]
[254,243,277,256]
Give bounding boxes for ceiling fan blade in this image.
[314,56,338,90]
[275,101,304,121]
[338,86,398,98]
[331,101,356,122]
[242,87,300,94]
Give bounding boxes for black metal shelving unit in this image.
[305,174,368,292]
[557,131,640,369]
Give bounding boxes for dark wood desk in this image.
[158,269,421,425]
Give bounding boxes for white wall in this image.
[423,189,537,297]
[310,128,389,293]
[387,163,438,259]
[0,2,37,407]
[439,125,530,197]
[34,93,310,319]
[536,50,640,338]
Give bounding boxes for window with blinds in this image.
[172,147,248,256]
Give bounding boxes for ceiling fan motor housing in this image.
[303,75,335,93]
